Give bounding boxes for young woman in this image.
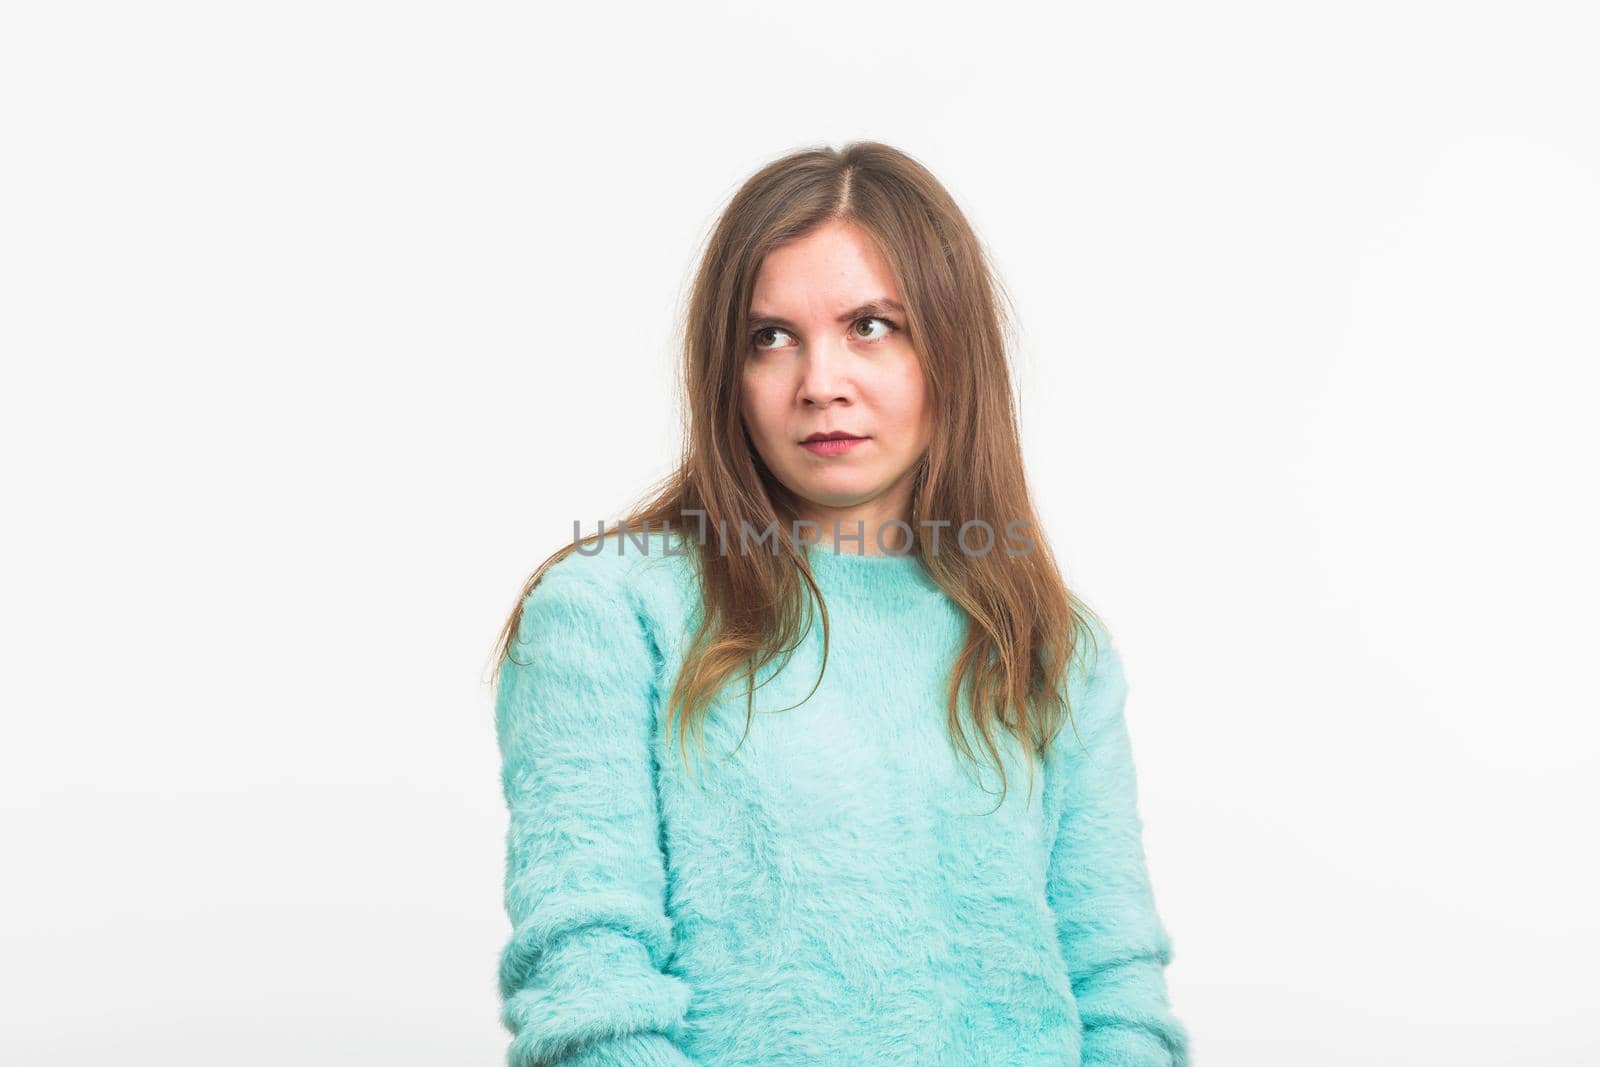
[489,142,1190,1066]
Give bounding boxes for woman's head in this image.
[680,142,1025,554]
[496,141,1100,808]
[740,217,933,543]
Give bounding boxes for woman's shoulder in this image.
[1043,613,1134,765]
[516,527,698,644]
[535,527,691,589]
[1065,612,1126,704]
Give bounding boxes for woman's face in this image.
[739,219,934,540]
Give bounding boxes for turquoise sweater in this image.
[493,531,1189,1066]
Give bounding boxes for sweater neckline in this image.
[634,530,943,601]
[801,540,941,599]
[802,540,921,566]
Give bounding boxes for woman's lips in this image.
[801,436,868,456]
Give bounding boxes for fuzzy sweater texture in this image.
[493,531,1189,1066]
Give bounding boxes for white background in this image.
[3,2,1597,1064]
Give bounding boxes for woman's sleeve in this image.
[1046,630,1191,1066]
[493,566,700,1067]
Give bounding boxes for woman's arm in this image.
[494,565,699,1067]
[1047,628,1191,1066]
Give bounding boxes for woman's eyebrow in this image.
[748,298,906,329]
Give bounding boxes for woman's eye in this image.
[751,326,792,351]
[751,317,898,351]
[853,316,897,342]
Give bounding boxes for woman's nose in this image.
[798,343,853,407]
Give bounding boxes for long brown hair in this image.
[489,141,1102,809]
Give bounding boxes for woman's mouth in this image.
[801,434,868,456]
